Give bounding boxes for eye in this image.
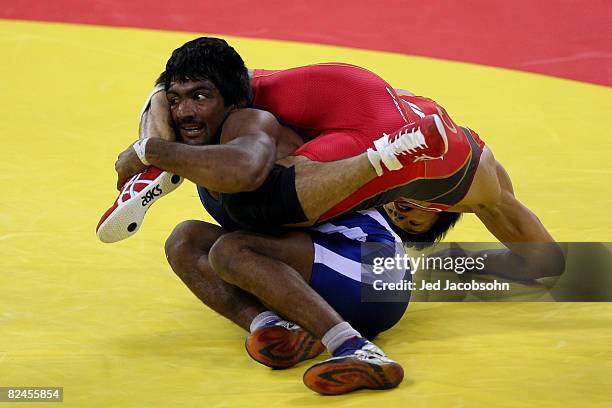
[396,202,412,211]
[195,92,210,101]
[167,97,178,107]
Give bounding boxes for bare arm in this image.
[139,88,176,141]
[471,162,565,279]
[116,109,280,193]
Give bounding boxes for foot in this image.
[246,320,325,369]
[96,166,183,243]
[368,114,448,175]
[303,337,403,395]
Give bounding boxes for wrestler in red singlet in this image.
[250,63,486,221]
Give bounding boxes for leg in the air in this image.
[287,114,448,223]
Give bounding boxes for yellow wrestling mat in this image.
[1,20,611,406]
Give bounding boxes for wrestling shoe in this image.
[96,166,183,243]
[246,320,325,369]
[368,113,448,175]
[303,337,404,395]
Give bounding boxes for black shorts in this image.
[220,164,307,230]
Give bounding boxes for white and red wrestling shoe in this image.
[96,166,183,243]
[367,114,448,175]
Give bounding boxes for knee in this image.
[165,220,219,273]
[208,232,251,283]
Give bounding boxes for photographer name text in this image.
[373,279,510,291]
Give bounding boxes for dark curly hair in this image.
[389,211,462,250]
[156,37,252,107]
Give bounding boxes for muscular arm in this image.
[143,109,279,193]
[471,162,565,280]
[139,88,176,141]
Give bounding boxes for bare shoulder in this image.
[221,108,281,142]
[483,147,515,198]
[456,146,506,211]
[226,107,277,124]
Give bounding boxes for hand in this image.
[428,243,468,268]
[115,141,148,190]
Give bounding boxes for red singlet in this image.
[251,63,486,221]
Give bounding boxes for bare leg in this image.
[208,230,344,339]
[278,154,377,222]
[279,115,448,224]
[209,229,405,394]
[164,220,266,331]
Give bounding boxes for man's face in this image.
[166,79,234,145]
[383,199,439,234]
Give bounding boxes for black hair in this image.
[390,211,462,250]
[156,37,252,107]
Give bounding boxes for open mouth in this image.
[179,124,205,139]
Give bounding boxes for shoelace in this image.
[276,320,300,330]
[353,343,388,360]
[386,127,428,156]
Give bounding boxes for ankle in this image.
[331,336,368,357]
[321,322,362,355]
[249,311,281,333]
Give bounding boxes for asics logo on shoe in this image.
[141,185,162,206]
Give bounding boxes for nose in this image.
[175,99,197,122]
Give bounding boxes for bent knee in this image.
[208,232,253,281]
[165,220,223,267]
[165,220,199,260]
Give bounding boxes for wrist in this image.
[132,138,150,165]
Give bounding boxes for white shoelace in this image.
[276,320,300,331]
[353,343,390,362]
[386,127,428,156]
